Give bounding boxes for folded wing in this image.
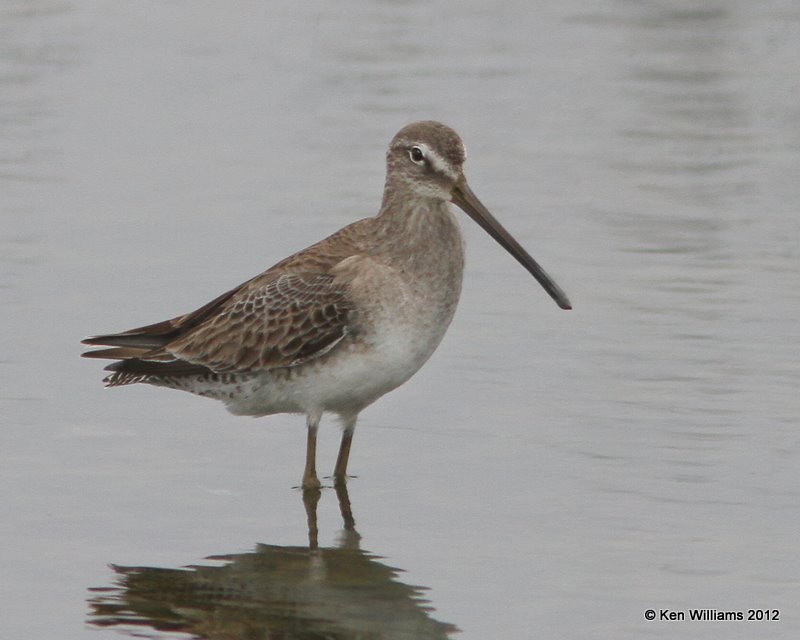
[82,273,353,386]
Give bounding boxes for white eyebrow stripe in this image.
[417,143,458,180]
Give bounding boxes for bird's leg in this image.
[333,414,357,486]
[302,411,322,490]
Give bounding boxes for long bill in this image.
[451,176,572,310]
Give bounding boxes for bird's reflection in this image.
[88,485,458,639]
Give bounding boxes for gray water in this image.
[2,1,799,638]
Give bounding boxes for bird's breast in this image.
[342,203,465,366]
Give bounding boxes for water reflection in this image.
[88,486,458,639]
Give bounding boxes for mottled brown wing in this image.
[151,272,353,373]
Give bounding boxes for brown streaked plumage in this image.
[83,121,571,490]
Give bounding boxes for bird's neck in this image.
[377,186,454,240]
[371,184,465,279]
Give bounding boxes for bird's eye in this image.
[409,146,425,164]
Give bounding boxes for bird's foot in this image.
[293,473,322,491]
[328,472,357,488]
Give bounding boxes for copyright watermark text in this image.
[644,609,779,622]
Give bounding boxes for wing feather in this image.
[84,272,353,383]
[83,216,371,385]
[162,272,352,372]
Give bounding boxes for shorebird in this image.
[82,121,571,490]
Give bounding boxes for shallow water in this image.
[2,1,799,638]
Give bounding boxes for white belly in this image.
[221,314,447,417]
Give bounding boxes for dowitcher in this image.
[83,121,571,490]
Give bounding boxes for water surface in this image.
[2,1,799,638]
